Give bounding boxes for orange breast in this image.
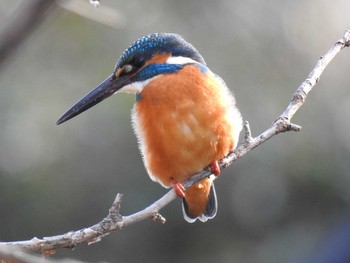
[132,64,241,187]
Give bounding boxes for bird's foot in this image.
[170,178,186,198]
[210,161,221,176]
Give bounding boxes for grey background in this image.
[0,1,350,262]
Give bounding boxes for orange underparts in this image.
[133,63,238,220]
[134,65,235,186]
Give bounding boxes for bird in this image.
[56,33,242,223]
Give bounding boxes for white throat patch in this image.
[116,79,152,94]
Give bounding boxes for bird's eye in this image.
[134,56,145,67]
[118,56,145,77]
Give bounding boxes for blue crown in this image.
[114,33,206,71]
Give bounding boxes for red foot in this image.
[210,161,221,176]
[170,178,186,198]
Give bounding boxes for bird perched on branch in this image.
[57,33,242,223]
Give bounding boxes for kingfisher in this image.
[57,33,242,223]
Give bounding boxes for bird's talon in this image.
[171,179,186,198]
[210,161,221,176]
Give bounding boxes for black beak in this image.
[56,74,130,125]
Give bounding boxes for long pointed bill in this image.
[56,74,130,125]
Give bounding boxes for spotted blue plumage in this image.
[114,33,206,71]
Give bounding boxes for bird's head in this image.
[56,33,205,125]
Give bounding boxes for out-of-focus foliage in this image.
[0,0,350,262]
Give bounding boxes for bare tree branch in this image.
[0,29,349,255]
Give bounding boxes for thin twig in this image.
[0,29,349,254]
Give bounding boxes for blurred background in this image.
[0,0,350,262]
